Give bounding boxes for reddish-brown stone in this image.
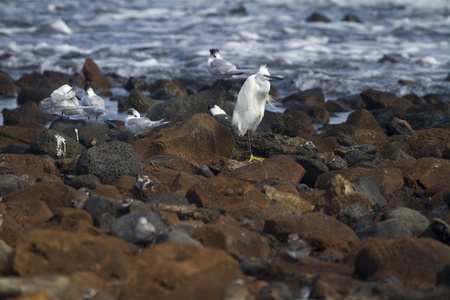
[0,154,45,178]
[407,128,450,159]
[82,58,109,89]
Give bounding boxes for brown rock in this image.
[119,89,157,112]
[226,202,267,232]
[226,155,305,185]
[308,105,330,123]
[2,102,52,128]
[0,199,52,230]
[264,185,314,212]
[82,58,109,89]
[186,177,269,208]
[149,79,187,97]
[0,71,20,95]
[272,183,300,196]
[346,237,450,288]
[145,153,197,174]
[324,99,352,113]
[405,157,450,190]
[407,128,450,159]
[344,109,385,134]
[0,126,45,148]
[120,242,242,300]
[192,215,271,258]
[0,212,26,246]
[2,181,76,213]
[283,88,325,106]
[283,108,318,135]
[360,89,418,113]
[269,255,354,286]
[42,207,101,235]
[309,273,362,299]
[315,166,404,198]
[12,229,137,280]
[141,164,200,196]
[265,212,359,253]
[314,174,375,217]
[91,184,123,200]
[0,154,44,178]
[133,113,234,167]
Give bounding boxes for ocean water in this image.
[0,0,449,125]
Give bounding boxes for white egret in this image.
[231,65,283,161]
[125,108,170,135]
[79,83,106,120]
[207,48,245,80]
[39,84,89,118]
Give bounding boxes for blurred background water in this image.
[0,0,449,124]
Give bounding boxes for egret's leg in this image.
[247,131,264,162]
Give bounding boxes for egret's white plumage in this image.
[80,83,105,120]
[207,48,245,79]
[125,108,170,135]
[39,84,89,118]
[231,65,283,161]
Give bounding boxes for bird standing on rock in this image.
[286,233,312,260]
[39,84,89,118]
[125,108,170,135]
[231,65,283,162]
[80,83,106,120]
[207,48,245,81]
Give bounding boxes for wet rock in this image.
[342,14,363,23]
[343,150,381,167]
[186,177,269,209]
[306,12,332,23]
[283,87,325,106]
[281,108,318,135]
[125,77,149,91]
[385,117,415,136]
[16,88,51,105]
[347,237,450,288]
[381,206,430,234]
[308,104,330,123]
[12,229,137,280]
[82,58,109,89]
[76,141,141,185]
[0,199,53,230]
[324,98,352,113]
[2,101,53,128]
[119,89,156,112]
[407,128,450,159]
[30,129,85,159]
[192,215,271,258]
[133,113,234,167]
[265,212,359,253]
[2,181,76,213]
[63,174,101,189]
[0,174,20,196]
[196,164,215,178]
[0,154,44,179]
[421,218,450,245]
[109,211,168,244]
[0,71,20,95]
[148,78,187,98]
[49,119,110,148]
[146,86,233,124]
[356,219,413,239]
[82,194,124,225]
[226,155,305,185]
[411,113,444,130]
[120,242,243,300]
[360,89,419,113]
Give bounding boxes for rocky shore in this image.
[0,58,450,299]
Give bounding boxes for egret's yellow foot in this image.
[249,155,264,162]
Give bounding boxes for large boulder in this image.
[30,129,85,159]
[76,141,142,185]
[49,119,110,148]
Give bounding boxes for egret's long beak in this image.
[268,75,284,81]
